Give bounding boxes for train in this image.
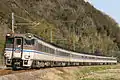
[4,33,117,70]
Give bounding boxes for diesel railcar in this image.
[4,33,117,69]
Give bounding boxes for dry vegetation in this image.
[75,64,120,80]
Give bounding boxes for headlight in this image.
[24,55,30,59]
[5,53,10,58]
[18,45,21,48]
[6,54,10,57]
[6,33,10,36]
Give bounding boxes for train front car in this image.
[4,33,14,67]
[4,33,34,70]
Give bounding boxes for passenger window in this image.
[24,39,35,45]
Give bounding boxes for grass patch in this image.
[74,65,114,80]
[80,78,97,80]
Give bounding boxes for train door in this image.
[12,37,23,58]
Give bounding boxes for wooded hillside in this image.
[0,0,120,59]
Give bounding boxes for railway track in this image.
[0,69,15,76]
[0,64,117,77]
[0,66,56,76]
[0,68,36,76]
[0,65,76,76]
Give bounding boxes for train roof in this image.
[33,34,116,59]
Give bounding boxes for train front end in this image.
[4,33,23,69]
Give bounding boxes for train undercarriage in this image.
[5,58,117,70]
[31,60,117,69]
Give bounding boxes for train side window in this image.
[81,56,84,58]
[31,39,35,45]
[42,45,45,52]
[25,39,35,45]
[85,56,87,59]
[49,48,54,54]
[56,51,69,57]
[37,43,42,51]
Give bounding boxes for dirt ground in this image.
[0,65,120,80]
[0,67,77,80]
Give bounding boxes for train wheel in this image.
[40,62,45,68]
[45,62,50,67]
[50,62,54,67]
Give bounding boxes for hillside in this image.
[0,0,120,58]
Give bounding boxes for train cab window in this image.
[6,38,14,44]
[16,39,21,45]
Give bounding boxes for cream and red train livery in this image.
[4,33,117,69]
